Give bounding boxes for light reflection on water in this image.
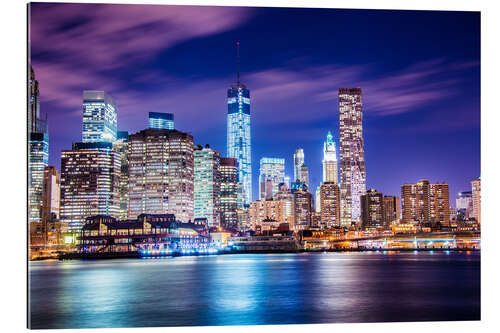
[29,252,480,329]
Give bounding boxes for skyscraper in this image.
[220,157,239,230]
[298,164,309,189]
[320,182,341,229]
[60,142,120,232]
[322,131,338,184]
[259,157,285,200]
[456,191,473,219]
[293,187,312,231]
[339,87,366,226]
[293,148,305,182]
[471,178,481,225]
[82,90,117,143]
[113,131,129,220]
[360,189,384,229]
[149,112,174,130]
[227,42,252,205]
[383,196,400,226]
[42,166,60,223]
[429,183,450,227]
[28,65,49,224]
[194,145,221,228]
[128,129,194,222]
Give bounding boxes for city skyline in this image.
[29,3,480,204]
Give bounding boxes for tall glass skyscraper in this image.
[293,148,305,182]
[339,88,366,226]
[82,90,117,143]
[149,112,174,130]
[322,131,338,184]
[259,157,285,200]
[194,145,221,228]
[227,42,252,205]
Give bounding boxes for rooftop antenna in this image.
[236,41,240,85]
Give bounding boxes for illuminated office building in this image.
[128,129,194,222]
[360,189,384,229]
[298,165,309,189]
[320,182,341,228]
[383,195,400,226]
[227,42,252,204]
[456,191,472,219]
[274,183,294,228]
[194,145,221,228]
[293,188,312,231]
[471,178,481,225]
[42,166,60,223]
[82,90,117,143]
[339,88,366,226]
[28,65,40,134]
[322,131,338,184]
[149,112,174,130]
[293,148,305,182]
[60,142,120,232]
[29,131,49,224]
[113,131,129,220]
[315,186,321,213]
[259,157,285,200]
[220,157,239,230]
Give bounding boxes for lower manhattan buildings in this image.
[338,87,366,227]
[128,129,194,222]
[259,157,285,200]
[471,178,481,225]
[194,145,221,228]
[60,142,121,232]
[220,157,239,230]
[319,182,341,228]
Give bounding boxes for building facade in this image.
[29,132,49,223]
[259,157,285,200]
[293,148,305,182]
[383,196,400,226]
[293,188,312,231]
[148,112,174,130]
[227,82,252,205]
[42,166,60,223]
[113,131,129,220]
[128,129,194,222]
[429,183,450,227]
[60,142,120,232]
[338,88,366,226]
[320,182,341,229]
[194,145,221,228]
[82,91,117,143]
[361,189,384,229]
[322,131,338,184]
[456,191,473,220]
[471,178,481,225]
[219,157,239,230]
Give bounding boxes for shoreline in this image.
[28,247,481,261]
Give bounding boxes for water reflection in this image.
[29,252,480,329]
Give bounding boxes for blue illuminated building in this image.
[82,90,117,143]
[227,42,252,205]
[148,112,174,130]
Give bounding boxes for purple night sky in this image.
[29,3,480,204]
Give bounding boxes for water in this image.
[29,251,480,329]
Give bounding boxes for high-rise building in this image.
[323,131,338,184]
[401,179,450,227]
[29,132,49,224]
[284,176,291,189]
[298,165,309,189]
[320,182,341,229]
[227,42,252,204]
[148,112,174,130]
[42,166,60,223]
[28,65,49,224]
[113,131,129,220]
[249,197,292,231]
[194,145,221,228]
[361,189,384,229]
[339,87,366,226]
[220,157,238,230]
[456,191,473,219]
[383,196,400,226]
[293,188,312,231]
[128,129,194,222]
[60,142,120,232]
[401,179,430,225]
[259,157,285,200]
[82,90,117,143]
[28,65,40,134]
[315,186,321,213]
[471,178,481,225]
[274,183,294,228]
[293,148,305,182]
[429,183,450,227]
